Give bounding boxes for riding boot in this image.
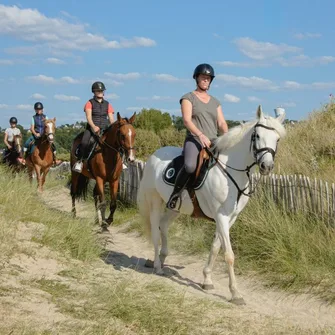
[166,166,191,210]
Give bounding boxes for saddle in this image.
[163,148,216,221]
[75,133,99,161]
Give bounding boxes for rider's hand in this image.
[7,145,12,150]
[35,133,41,138]
[199,133,211,148]
[93,126,100,134]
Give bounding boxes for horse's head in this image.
[115,112,136,162]
[43,118,56,144]
[252,105,286,175]
[13,134,22,154]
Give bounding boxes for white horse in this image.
[137,105,286,305]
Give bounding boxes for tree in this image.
[134,108,173,134]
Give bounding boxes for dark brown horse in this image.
[70,112,136,232]
[2,134,25,172]
[25,118,57,192]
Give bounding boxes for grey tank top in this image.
[180,92,220,141]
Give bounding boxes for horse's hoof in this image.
[202,284,215,290]
[155,269,165,276]
[100,225,110,233]
[230,297,246,306]
[144,259,154,268]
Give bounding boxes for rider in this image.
[23,102,57,165]
[72,81,115,173]
[3,117,24,164]
[166,63,229,210]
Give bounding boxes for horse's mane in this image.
[214,115,287,153]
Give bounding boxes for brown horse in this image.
[70,112,136,232]
[25,118,57,192]
[2,134,25,172]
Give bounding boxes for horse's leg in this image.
[159,210,179,267]
[149,193,165,275]
[41,167,50,192]
[106,179,119,225]
[202,231,221,290]
[95,177,107,231]
[34,165,42,192]
[216,210,245,305]
[93,183,99,222]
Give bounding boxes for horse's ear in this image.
[117,112,121,122]
[53,117,56,123]
[129,112,136,124]
[256,105,265,121]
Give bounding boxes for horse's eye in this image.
[256,134,260,140]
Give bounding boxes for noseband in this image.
[250,123,277,163]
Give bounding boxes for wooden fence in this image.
[118,161,335,227]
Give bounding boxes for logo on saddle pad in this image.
[162,152,215,190]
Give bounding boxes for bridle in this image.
[208,123,279,202]
[98,120,136,163]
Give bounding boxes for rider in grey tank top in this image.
[181,91,220,143]
[166,63,229,211]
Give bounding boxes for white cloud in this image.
[234,37,301,60]
[154,74,181,82]
[0,59,14,65]
[283,80,335,90]
[276,55,335,67]
[223,93,240,103]
[4,46,37,55]
[216,73,278,91]
[0,5,156,52]
[105,93,120,100]
[16,104,32,110]
[247,96,261,102]
[54,94,80,101]
[136,95,174,101]
[104,72,141,80]
[293,32,322,40]
[216,60,268,68]
[0,104,9,109]
[26,74,79,84]
[283,81,302,89]
[30,93,46,99]
[46,57,66,64]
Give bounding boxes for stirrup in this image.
[72,161,83,173]
[166,192,182,211]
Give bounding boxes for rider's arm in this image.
[108,103,114,124]
[217,105,229,135]
[181,99,203,137]
[4,131,10,148]
[30,117,38,137]
[84,101,96,129]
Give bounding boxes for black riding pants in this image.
[81,129,93,159]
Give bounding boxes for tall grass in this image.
[275,102,335,182]
[0,165,101,262]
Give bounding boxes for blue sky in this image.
[0,0,335,128]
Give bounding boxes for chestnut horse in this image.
[26,118,57,192]
[70,112,136,232]
[2,134,24,171]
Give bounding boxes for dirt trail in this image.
[40,186,335,333]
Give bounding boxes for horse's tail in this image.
[137,163,152,238]
[70,174,90,201]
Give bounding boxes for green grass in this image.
[0,165,102,262]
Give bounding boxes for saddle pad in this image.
[162,154,212,190]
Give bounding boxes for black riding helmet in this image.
[9,117,17,124]
[91,81,106,92]
[34,102,44,110]
[193,63,215,82]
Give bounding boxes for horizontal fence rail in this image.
[51,160,335,227]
